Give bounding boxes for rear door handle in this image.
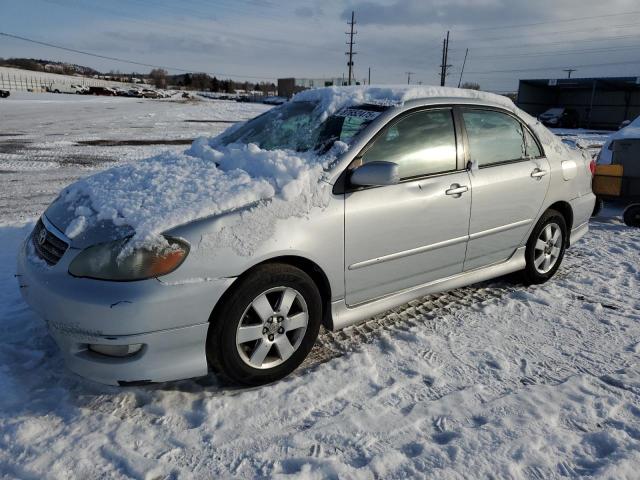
[531,168,548,179]
[445,184,469,197]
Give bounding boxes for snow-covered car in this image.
[17,86,596,386]
[597,115,640,165]
[539,107,580,128]
[141,89,161,98]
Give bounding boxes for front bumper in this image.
[17,232,235,385]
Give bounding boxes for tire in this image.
[592,197,604,217]
[206,263,322,386]
[623,204,640,227]
[522,209,567,285]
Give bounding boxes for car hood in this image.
[45,140,342,250]
[44,196,134,249]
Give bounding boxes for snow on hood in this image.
[54,140,346,250]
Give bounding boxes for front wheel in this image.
[207,264,322,386]
[522,209,567,285]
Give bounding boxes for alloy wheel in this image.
[533,222,562,274]
[235,287,309,369]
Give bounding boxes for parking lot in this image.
[1,90,640,478]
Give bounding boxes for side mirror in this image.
[350,161,400,187]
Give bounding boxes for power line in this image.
[0,32,274,80]
[458,9,640,33]
[458,22,639,44]
[469,44,640,60]
[465,58,640,75]
[449,33,640,53]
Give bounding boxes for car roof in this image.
[293,85,515,113]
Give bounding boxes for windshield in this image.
[217,101,388,152]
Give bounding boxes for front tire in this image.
[207,264,322,386]
[522,209,567,285]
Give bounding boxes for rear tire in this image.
[623,204,640,227]
[522,209,567,285]
[206,264,322,386]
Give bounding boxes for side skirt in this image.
[330,246,526,331]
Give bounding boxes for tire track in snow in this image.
[300,254,588,385]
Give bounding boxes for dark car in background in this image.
[539,107,580,128]
[0,89,9,98]
[88,86,116,96]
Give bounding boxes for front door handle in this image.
[445,184,469,197]
[531,168,548,179]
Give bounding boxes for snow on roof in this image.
[293,85,516,119]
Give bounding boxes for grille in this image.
[32,219,69,266]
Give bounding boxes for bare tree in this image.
[149,68,168,89]
[460,82,481,90]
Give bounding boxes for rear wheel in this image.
[623,204,640,227]
[207,264,322,386]
[522,209,567,284]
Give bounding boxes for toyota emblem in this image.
[37,228,47,246]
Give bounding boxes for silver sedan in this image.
[17,88,596,386]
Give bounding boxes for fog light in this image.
[88,343,143,357]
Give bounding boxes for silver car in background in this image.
[17,88,596,386]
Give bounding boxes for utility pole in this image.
[368,66,371,85]
[345,11,357,86]
[458,48,469,88]
[440,31,451,87]
[563,68,576,78]
[405,71,414,84]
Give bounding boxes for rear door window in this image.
[462,110,526,167]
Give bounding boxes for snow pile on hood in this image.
[59,140,346,248]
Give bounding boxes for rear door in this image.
[460,108,550,271]
[344,107,472,306]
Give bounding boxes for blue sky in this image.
[2,0,640,91]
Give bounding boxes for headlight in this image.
[68,236,189,281]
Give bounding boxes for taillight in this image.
[589,159,596,176]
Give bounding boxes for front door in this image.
[344,108,472,306]
[460,108,551,270]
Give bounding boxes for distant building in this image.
[278,77,346,98]
[517,76,640,129]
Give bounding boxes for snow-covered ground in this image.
[2,93,640,479]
